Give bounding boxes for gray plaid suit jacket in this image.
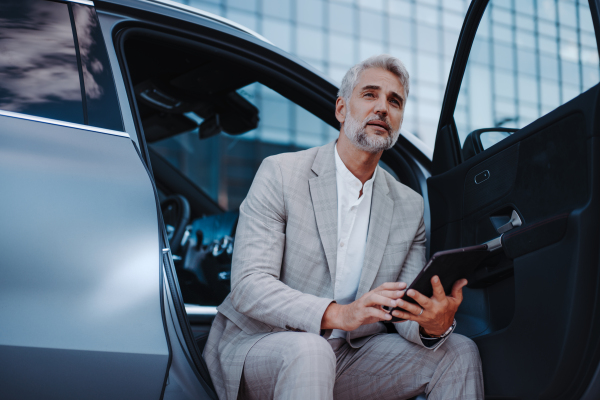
[203,140,432,400]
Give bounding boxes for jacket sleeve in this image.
[393,197,452,351]
[229,157,333,335]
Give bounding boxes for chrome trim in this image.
[185,304,218,316]
[60,0,95,5]
[147,0,274,45]
[484,235,503,252]
[0,110,129,138]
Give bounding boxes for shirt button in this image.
[340,242,344,247]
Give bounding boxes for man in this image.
[203,54,484,399]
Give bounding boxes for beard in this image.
[343,111,401,153]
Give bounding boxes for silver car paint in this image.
[0,114,168,398]
[97,11,141,146]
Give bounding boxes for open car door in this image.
[429,0,600,398]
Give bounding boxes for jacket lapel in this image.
[355,169,393,299]
[308,142,338,285]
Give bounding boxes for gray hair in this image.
[338,54,410,102]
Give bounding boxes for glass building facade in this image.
[161,0,600,210]
[174,0,473,149]
[455,0,599,144]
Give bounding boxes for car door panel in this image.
[0,115,169,399]
[429,48,600,400]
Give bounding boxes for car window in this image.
[71,4,124,131]
[454,0,600,149]
[149,83,339,211]
[0,0,84,124]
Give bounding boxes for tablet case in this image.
[389,244,491,322]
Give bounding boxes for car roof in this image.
[96,0,337,84]
[146,0,273,44]
[93,0,433,160]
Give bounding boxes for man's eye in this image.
[364,92,374,97]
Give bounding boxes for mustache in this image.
[362,115,391,133]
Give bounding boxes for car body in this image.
[1,0,600,399]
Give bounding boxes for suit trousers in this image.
[238,331,483,400]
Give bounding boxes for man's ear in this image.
[335,97,346,125]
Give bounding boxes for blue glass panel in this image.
[227,0,257,12]
[388,17,412,48]
[537,0,556,21]
[263,17,292,52]
[417,24,439,54]
[360,10,384,41]
[539,54,559,80]
[515,0,534,15]
[296,0,323,28]
[0,0,84,124]
[296,26,324,60]
[558,1,577,27]
[328,3,354,35]
[494,70,515,99]
[493,42,514,71]
[263,0,291,20]
[388,0,413,18]
[517,48,536,75]
[416,4,438,25]
[329,33,355,66]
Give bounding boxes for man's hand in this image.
[391,276,467,336]
[321,282,406,331]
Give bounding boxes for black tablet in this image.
[389,244,490,322]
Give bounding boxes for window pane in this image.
[296,26,324,60]
[328,3,354,35]
[0,0,84,124]
[72,4,123,131]
[453,0,600,148]
[263,0,291,20]
[360,10,384,42]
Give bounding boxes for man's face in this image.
[336,67,406,153]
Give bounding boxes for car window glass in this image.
[454,0,600,149]
[71,4,124,131]
[149,83,339,211]
[0,0,84,124]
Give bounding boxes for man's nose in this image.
[373,97,388,116]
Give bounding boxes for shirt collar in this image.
[334,143,377,193]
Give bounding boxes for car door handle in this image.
[494,210,523,234]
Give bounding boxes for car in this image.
[1,0,600,399]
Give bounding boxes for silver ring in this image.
[418,307,424,316]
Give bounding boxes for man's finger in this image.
[376,282,407,291]
[406,289,431,308]
[365,293,398,308]
[431,276,446,301]
[450,279,468,302]
[375,289,405,300]
[394,298,424,317]
[391,309,416,321]
[369,307,393,321]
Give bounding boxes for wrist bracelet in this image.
[420,319,456,339]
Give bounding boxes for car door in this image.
[0,1,169,398]
[429,0,600,398]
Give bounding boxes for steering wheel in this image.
[161,194,191,254]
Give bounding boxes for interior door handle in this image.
[495,210,522,233]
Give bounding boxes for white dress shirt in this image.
[330,144,377,340]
